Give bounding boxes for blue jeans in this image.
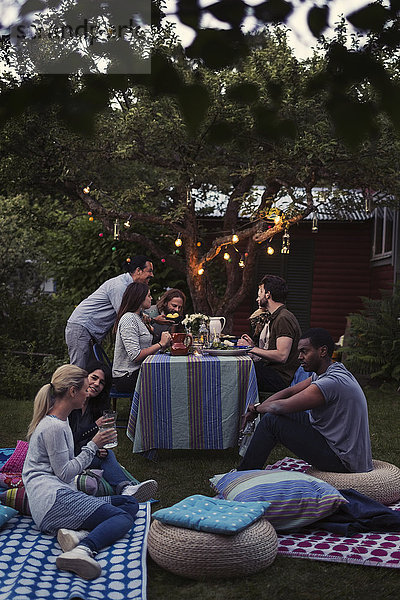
[80,496,139,554]
[90,450,131,494]
[238,411,349,472]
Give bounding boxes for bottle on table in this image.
[238,420,255,457]
[198,319,209,348]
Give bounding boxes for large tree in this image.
[2,1,400,146]
[1,29,400,329]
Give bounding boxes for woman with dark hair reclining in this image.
[68,357,157,501]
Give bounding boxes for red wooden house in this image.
[232,207,399,341]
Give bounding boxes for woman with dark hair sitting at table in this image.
[112,282,172,394]
[68,357,157,501]
[151,288,186,344]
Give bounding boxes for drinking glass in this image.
[100,410,118,448]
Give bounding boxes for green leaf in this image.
[186,29,248,69]
[177,0,201,29]
[149,53,183,95]
[254,0,293,23]
[178,83,210,135]
[307,5,329,38]
[327,94,378,148]
[226,82,259,104]
[347,4,391,32]
[207,0,247,28]
[207,121,234,143]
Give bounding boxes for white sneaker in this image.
[121,479,158,502]
[57,529,89,553]
[56,545,101,580]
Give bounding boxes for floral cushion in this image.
[0,473,24,489]
[210,469,347,532]
[152,494,271,534]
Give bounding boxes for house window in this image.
[372,207,394,259]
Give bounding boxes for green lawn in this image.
[1,385,399,600]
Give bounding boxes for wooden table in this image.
[126,353,259,453]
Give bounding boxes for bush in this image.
[343,286,400,384]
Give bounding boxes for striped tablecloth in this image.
[126,353,259,453]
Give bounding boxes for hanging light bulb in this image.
[198,267,204,275]
[267,246,275,255]
[175,233,182,247]
[364,195,373,213]
[281,229,290,254]
[113,219,120,241]
[223,252,230,260]
[232,233,239,244]
[238,256,245,268]
[312,213,318,233]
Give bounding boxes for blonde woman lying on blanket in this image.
[22,364,139,581]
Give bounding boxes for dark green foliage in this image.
[344,286,400,383]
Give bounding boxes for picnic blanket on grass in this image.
[268,457,400,568]
[0,449,150,600]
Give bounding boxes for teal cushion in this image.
[0,504,18,527]
[152,494,271,534]
[210,469,347,532]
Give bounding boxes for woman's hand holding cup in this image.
[160,331,172,349]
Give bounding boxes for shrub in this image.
[343,286,400,384]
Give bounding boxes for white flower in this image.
[182,313,209,326]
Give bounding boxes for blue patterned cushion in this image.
[0,504,18,528]
[210,469,347,532]
[152,494,271,534]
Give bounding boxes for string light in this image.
[223,252,230,260]
[197,241,202,247]
[281,229,290,254]
[83,181,93,194]
[231,233,239,244]
[126,257,131,263]
[175,233,182,247]
[98,233,103,237]
[113,219,120,241]
[238,256,245,268]
[267,246,275,255]
[198,267,204,275]
[89,216,94,222]
[312,213,318,233]
[274,215,281,225]
[161,258,166,263]
[124,216,132,228]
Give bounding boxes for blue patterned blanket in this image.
[0,449,150,600]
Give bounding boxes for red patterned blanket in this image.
[267,457,400,568]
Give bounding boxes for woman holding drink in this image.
[22,364,141,580]
[68,357,157,500]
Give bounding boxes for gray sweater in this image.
[22,416,98,528]
[112,312,153,378]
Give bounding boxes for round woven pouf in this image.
[306,460,400,505]
[147,518,278,580]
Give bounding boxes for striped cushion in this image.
[210,469,347,532]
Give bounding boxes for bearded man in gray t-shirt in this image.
[238,327,373,473]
